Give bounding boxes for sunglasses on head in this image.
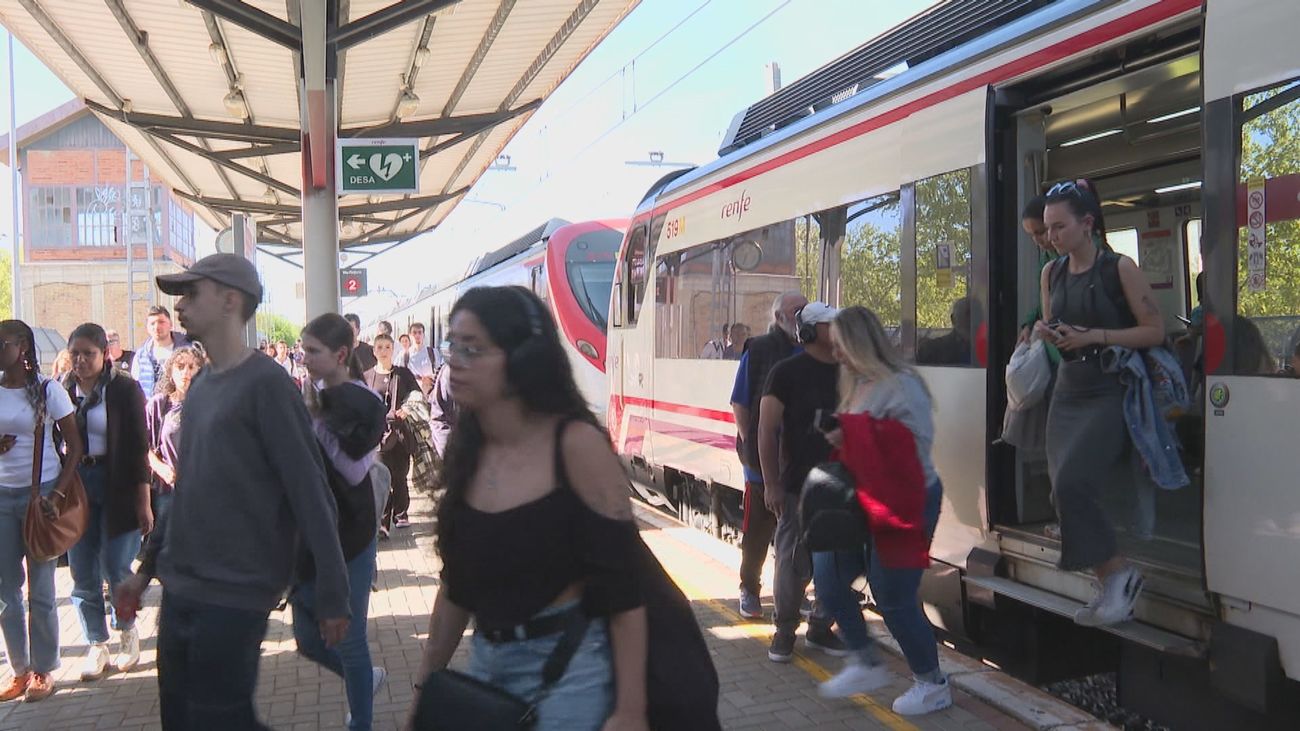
[1046,179,1095,200]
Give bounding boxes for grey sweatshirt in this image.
[141,352,350,619]
[847,371,940,487]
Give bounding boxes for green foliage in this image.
[915,170,972,331]
[1237,88,1300,324]
[256,312,300,346]
[840,204,902,327]
[0,251,10,320]
[794,215,822,300]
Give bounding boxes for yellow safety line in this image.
[665,562,922,731]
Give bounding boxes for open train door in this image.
[1199,0,1300,715]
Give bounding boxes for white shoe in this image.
[345,667,388,727]
[115,627,141,672]
[1075,567,1143,627]
[818,656,890,698]
[80,643,110,681]
[892,678,952,716]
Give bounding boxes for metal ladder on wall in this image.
[124,149,157,350]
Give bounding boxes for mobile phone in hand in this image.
[814,409,839,433]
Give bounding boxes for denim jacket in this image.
[130,332,191,397]
[1101,345,1190,489]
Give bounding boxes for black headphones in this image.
[796,305,818,344]
[504,286,547,388]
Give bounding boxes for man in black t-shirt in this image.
[759,301,844,662]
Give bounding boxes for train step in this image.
[962,574,1206,658]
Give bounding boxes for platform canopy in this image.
[0,0,639,250]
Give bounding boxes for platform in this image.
[0,493,1109,730]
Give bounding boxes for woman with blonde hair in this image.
[812,305,949,716]
[51,349,73,381]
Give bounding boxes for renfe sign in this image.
[336,138,419,194]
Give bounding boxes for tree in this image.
[256,312,300,347]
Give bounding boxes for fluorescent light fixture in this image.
[1060,129,1122,147]
[1154,181,1202,194]
[1147,107,1198,124]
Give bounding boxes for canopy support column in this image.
[299,0,339,318]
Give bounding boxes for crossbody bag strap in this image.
[30,380,47,501]
[524,609,591,720]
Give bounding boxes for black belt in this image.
[80,455,107,467]
[476,604,586,644]
[1061,345,1104,363]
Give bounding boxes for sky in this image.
[0,0,934,323]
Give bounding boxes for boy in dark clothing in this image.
[118,254,349,731]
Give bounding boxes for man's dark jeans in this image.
[157,590,273,731]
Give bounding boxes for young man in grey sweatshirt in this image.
[118,254,350,730]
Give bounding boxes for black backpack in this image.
[800,461,870,553]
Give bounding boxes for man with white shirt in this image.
[400,323,441,395]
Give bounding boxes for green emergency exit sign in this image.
[336,138,419,194]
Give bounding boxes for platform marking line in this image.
[658,543,921,731]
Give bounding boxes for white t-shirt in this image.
[75,383,109,457]
[405,344,436,379]
[0,378,76,488]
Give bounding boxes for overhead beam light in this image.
[1147,107,1199,124]
[1059,129,1122,147]
[1154,181,1202,194]
[396,89,421,118]
[223,89,249,119]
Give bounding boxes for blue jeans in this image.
[0,481,59,674]
[68,464,142,643]
[468,602,615,731]
[157,590,272,731]
[291,539,377,731]
[813,479,943,678]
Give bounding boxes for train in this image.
[603,0,1300,728]
[378,218,627,420]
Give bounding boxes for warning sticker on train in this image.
[1209,382,1229,411]
[336,138,420,194]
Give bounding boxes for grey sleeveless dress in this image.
[1045,254,1137,571]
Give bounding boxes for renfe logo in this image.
[721,190,751,221]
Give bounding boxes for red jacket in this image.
[834,412,930,569]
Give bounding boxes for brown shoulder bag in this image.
[23,380,88,562]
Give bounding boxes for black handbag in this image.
[800,461,870,552]
[412,610,590,730]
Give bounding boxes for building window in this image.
[28,186,74,248]
[76,187,118,247]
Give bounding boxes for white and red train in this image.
[604,1,1300,728]
[380,218,626,419]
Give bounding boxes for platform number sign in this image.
[336,138,420,194]
[340,268,367,298]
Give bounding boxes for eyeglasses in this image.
[439,341,496,364]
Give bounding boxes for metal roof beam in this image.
[441,0,516,117]
[174,191,298,216]
[103,0,243,202]
[83,100,300,143]
[183,0,301,51]
[153,132,299,196]
[338,187,467,216]
[210,141,303,160]
[331,0,457,51]
[345,98,541,139]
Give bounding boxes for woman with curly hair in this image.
[0,319,83,703]
[145,346,206,529]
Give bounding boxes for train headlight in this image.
[576,340,599,360]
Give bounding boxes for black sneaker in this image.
[805,625,849,657]
[768,631,796,663]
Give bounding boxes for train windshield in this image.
[565,228,623,332]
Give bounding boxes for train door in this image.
[608,222,654,465]
[992,17,1211,612]
[1200,0,1300,681]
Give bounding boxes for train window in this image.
[1108,227,1141,265]
[617,226,649,328]
[839,191,902,343]
[1234,82,1300,375]
[655,219,799,359]
[914,169,978,366]
[795,214,822,301]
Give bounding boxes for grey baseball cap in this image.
[156,253,263,300]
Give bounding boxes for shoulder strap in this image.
[522,609,591,721]
[1097,251,1136,326]
[552,418,576,492]
[30,379,47,499]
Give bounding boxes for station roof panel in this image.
[0,0,639,249]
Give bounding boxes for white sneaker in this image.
[892,678,952,716]
[115,627,141,672]
[818,656,890,698]
[1075,567,1144,627]
[80,643,110,681]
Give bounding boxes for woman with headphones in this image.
[406,286,650,731]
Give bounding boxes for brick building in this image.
[0,100,197,353]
